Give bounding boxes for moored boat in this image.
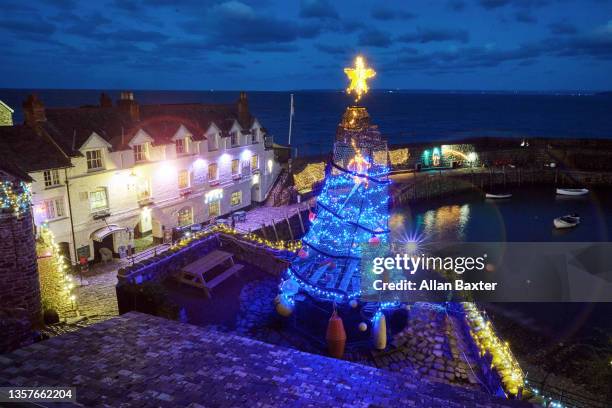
[553,214,580,229]
[556,188,589,196]
[485,193,512,199]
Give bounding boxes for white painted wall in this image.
[29,122,279,263]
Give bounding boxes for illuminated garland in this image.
[462,302,524,396]
[176,223,302,252]
[0,181,31,216]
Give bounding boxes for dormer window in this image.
[86,150,103,171]
[231,132,238,147]
[133,144,148,162]
[251,129,258,143]
[43,169,61,187]
[208,133,219,151]
[176,139,186,155]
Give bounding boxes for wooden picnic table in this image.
[177,249,243,298]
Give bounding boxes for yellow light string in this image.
[463,302,524,396]
[175,223,302,252]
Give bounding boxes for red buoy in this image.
[326,310,347,359]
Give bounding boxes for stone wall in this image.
[0,210,41,325]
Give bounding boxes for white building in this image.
[0,92,280,263]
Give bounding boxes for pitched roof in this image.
[41,99,255,156]
[0,125,71,174]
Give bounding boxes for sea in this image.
[2,89,612,156]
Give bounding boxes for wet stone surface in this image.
[0,312,530,408]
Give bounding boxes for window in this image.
[208,134,218,151]
[231,132,238,146]
[241,160,250,176]
[175,139,186,155]
[137,179,151,201]
[89,187,109,212]
[44,198,65,220]
[208,163,218,181]
[178,170,190,189]
[251,129,258,143]
[177,207,193,227]
[231,159,239,175]
[133,144,148,162]
[251,155,258,171]
[231,191,242,206]
[86,150,103,171]
[208,200,220,218]
[43,169,61,187]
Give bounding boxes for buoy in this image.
[275,296,294,317]
[308,210,316,222]
[358,322,368,332]
[349,299,358,308]
[298,248,309,259]
[368,235,381,246]
[326,310,347,359]
[372,312,387,350]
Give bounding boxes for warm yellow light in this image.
[344,55,376,102]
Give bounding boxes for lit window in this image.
[43,169,61,187]
[86,150,103,171]
[231,159,239,175]
[177,207,193,227]
[176,139,185,155]
[231,191,242,206]
[89,187,108,212]
[251,155,258,171]
[44,198,65,220]
[208,163,218,180]
[208,200,220,217]
[178,170,190,189]
[137,178,151,200]
[133,144,148,162]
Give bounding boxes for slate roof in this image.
[42,100,255,156]
[0,124,71,175]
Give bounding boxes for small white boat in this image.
[554,214,580,229]
[556,188,589,196]
[485,193,512,199]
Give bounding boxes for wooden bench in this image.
[208,264,244,291]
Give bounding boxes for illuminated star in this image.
[344,55,376,102]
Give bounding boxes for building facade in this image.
[0,92,280,264]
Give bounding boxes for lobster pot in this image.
[372,313,387,350]
[326,311,347,359]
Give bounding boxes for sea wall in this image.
[391,167,612,206]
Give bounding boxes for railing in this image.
[127,243,171,266]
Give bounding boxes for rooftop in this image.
[0,312,529,407]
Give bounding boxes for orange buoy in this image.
[326,310,347,359]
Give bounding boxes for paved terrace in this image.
[0,312,530,408]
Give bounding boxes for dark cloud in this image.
[183,1,322,50]
[341,20,366,33]
[299,0,339,19]
[0,18,56,36]
[479,0,549,9]
[358,28,393,48]
[398,28,469,44]
[515,10,537,23]
[549,21,578,35]
[315,43,347,55]
[447,0,467,11]
[371,6,416,21]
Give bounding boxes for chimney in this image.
[237,91,249,128]
[100,92,113,108]
[22,94,46,126]
[117,91,139,122]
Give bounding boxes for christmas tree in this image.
[279,56,391,306]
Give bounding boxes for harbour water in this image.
[2,89,612,156]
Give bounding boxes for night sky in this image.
[1,0,612,91]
